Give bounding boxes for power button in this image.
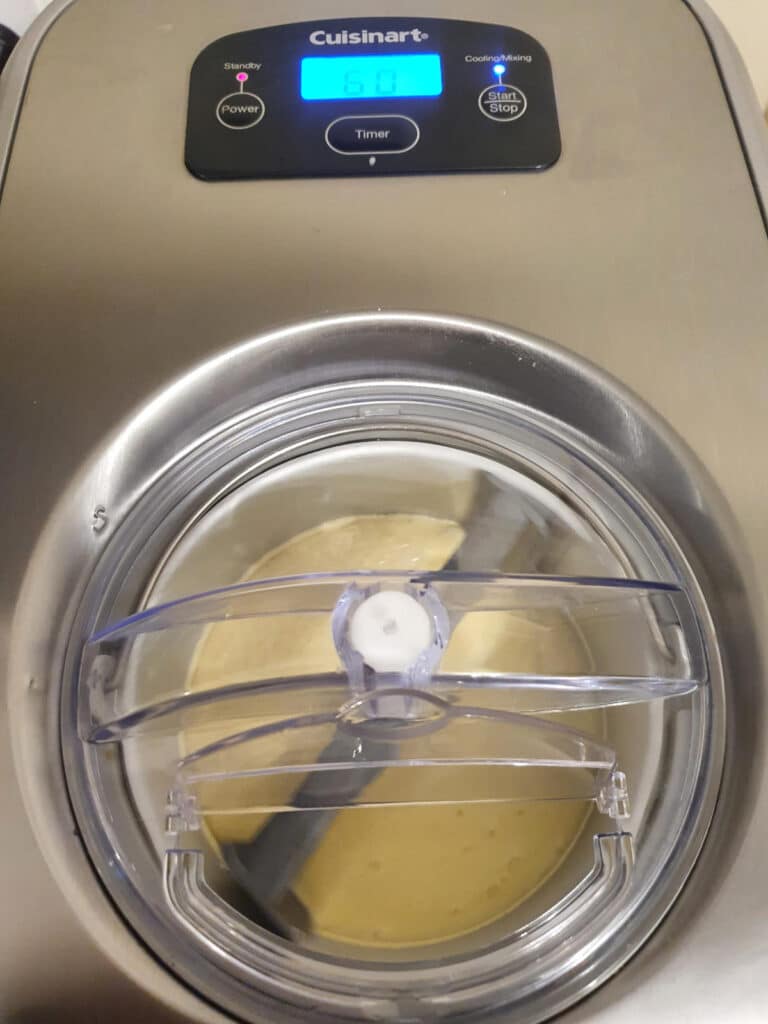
[216,92,265,129]
[216,72,265,130]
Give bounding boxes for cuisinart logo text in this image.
[309,28,429,46]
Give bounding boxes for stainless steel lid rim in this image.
[0,309,728,552]
[10,313,738,1023]
[86,369,703,603]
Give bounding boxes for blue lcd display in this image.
[301,53,443,101]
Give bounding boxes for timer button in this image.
[216,92,265,129]
[478,85,528,122]
[325,115,420,155]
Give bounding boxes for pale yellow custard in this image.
[185,515,599,947]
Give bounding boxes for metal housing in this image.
[1,2,767,1022]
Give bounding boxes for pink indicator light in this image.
[236,72,248,83]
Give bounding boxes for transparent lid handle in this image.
[163,830,635,1012]
[80,571,707,740]
[169,690,628,823]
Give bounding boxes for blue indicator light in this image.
[301,53,443,101]
[493,63,506,76]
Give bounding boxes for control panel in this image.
[185,18,560,180]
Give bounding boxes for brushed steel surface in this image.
[0,0,767,1021]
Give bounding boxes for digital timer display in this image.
[300,53,443,101]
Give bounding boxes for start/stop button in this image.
[325,115,420,155]
[478,84,528,122]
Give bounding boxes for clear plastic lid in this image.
[82,571,703,745]
[72,566,706,939]
[61,379,721,1023]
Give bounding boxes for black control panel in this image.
[185,18,560,180]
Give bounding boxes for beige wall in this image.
[708,0,768,109]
